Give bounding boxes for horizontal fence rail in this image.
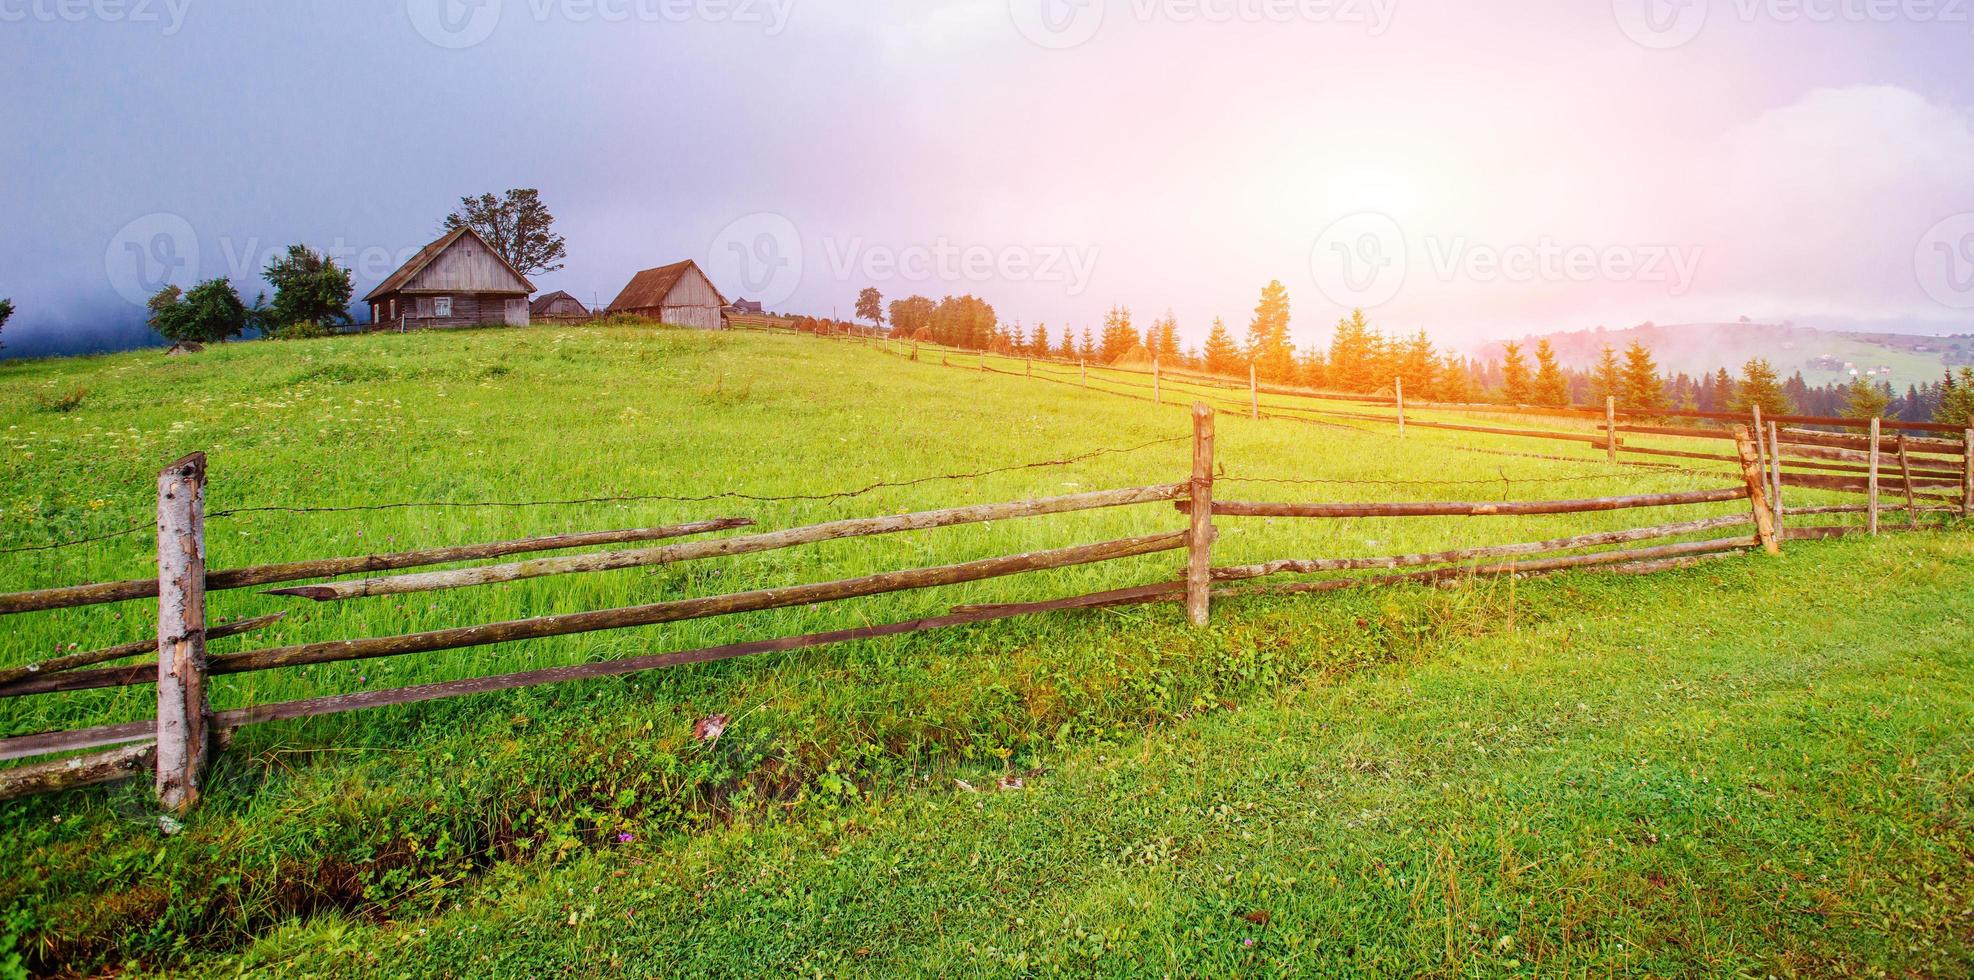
[1199,486,1749,519]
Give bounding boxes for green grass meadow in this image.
[0,326,1968,976]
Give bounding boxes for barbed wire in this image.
[0,434,1190,555]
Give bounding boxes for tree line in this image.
[850,281,1974,428]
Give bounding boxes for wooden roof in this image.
[363,226,536,302]
[529,290,588,316]
[606,260,728,312]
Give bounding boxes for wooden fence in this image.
[0,397,1960,806]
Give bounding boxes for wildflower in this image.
[618,832,635,844]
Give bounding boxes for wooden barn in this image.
[606,260,728,330]
[364,227,535,330]
[529,290,591,323]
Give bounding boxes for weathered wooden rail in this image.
[0,397,1962,805]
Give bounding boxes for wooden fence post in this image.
[1868,417,1881,536]
[1249,365,1259,421]
[156,453,210,812]
[1605,397,1617,463]
[1767,420,1783,528]
[1896,434,1919,529]
[1080,359,1087,388]
[1186,403,1216,627]
[1154,359,1162,406]
[1395,377,1405,439]
[1732,426,1781,555]
[1964,428,1973,519]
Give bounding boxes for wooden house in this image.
[364,227,535,330]
[529,290,591,323]
[728,298,765,315]
[606,260,728,330]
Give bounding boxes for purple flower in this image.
[617,832,635,844]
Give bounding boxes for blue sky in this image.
[4,0,1974,359]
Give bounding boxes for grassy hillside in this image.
[0,326,1967,975]
[1498,321,1974,391]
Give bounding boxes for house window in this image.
[434,296,453,318]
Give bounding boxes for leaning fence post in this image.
[1605,397,1618,463]
[1732,426,1781,555]
[1186,403,1216,627]
[1868,417,1882,536]
[156,452,210,812]
[1395,377,1406,439]
[1249,365,1259,420]
[1154,358,1162,406]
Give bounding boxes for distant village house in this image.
[728,298,765,315]
[529,290,591,323]
[606,260,727,330]
[365,227,535,330]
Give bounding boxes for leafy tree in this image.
[1500,342,1531,404]
[0,297,11,351]
[929,294,996,349]
[856,287,884,330]
[147,278,248,345]
[1590,345,1622,406]
[1841,375,1892,419]
[442,188,567,277]
[1202,317,1242,375]
[887,295,935,339]
[1532,340,1570,407]
[1246,281,1295,382]
[1730,358,1792,416]
[1099,306,1138,362]
[262,245,353,333]
[1619,341,1667,413]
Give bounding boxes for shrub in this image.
[148,279,248,345]
[34,386,87,413]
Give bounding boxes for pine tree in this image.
[1500,342,1531,404]
[1150,311,1183,364]
[1029,323,1049,358]
[1327,309,1381,393]
[1730,358,1792,416]
[1437,355,1475,402]
[1397,331,1436,398]
[1099,307,1138,362]
[1532,339,1570,407]
[1246,281,1295,383]
[1297,346,1328,389]
[1935,368,1974,427]
[1202,317,1242,376]
[1842,375,1892,419]
[1078,327,1096,359]
[1056,327,1078,360]
[1590,345,1621,406]
[1619,341,1667,413]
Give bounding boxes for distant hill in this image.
[1480,322,1974,392]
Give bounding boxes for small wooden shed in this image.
[364,227,535,330]
[529,290,591,323]
[606,260,728,330]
